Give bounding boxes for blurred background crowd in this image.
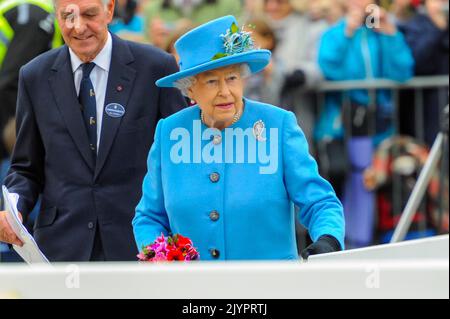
[0,0,449,261]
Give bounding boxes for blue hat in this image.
[156,15,272,88]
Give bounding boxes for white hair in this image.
[53,0,111,8]
[174,63,252,97]
[174,77,198,97]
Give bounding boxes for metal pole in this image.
[437,91,449,233]
[391,89,403,223]
[391,132,444,243]
[437,134,448,233]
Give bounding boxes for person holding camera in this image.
[317,0,415,247]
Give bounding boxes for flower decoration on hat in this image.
[212,22,255,61]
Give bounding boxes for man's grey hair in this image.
[174,64,252,97]
[52,0,111,8]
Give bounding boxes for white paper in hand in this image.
[2,185,49,264]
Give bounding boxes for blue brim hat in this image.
[156,15,272,88]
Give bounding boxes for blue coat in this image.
[315,20,415,141]
[133,98,345,260]
[4,34,187,261]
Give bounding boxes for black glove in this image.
[301,235,342,260]
[281,69,306,93]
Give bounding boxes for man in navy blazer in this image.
[0,0,186,261]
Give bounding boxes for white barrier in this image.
[309,235,449,261]
[0,236,448,299]
[0,260,448,299]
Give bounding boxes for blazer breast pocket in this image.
[34,207,58,230]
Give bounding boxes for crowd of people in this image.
[0,0,448,261]
[122,0,448,249]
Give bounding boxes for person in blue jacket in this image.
[133,16,345,261]
[315,0,414,248]
[316,0,415,144]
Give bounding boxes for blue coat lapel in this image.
[94,34,136,180]
[49,46,95,172]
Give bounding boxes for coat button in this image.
[88,222,94,229]
[210,249,220,259]
[209,210,220,221]
[209,172,220,183]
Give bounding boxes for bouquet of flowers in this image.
[137,233,200,262]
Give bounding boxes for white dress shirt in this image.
[69,32,112,152]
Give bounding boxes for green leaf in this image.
[212,53,228,60]
[231,22,239,34]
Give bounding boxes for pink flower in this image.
[137,233,200,262]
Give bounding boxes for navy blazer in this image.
[4,34,187,261]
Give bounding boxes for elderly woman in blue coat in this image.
[133,16,345,260]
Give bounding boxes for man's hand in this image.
[0,211,24,247]
[301,235,341,260]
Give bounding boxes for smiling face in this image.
[56,0,115,62]
[188,65,245,130]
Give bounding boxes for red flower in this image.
[176,235,192,248]
[166,244,176,252]
[167,248,185,261]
